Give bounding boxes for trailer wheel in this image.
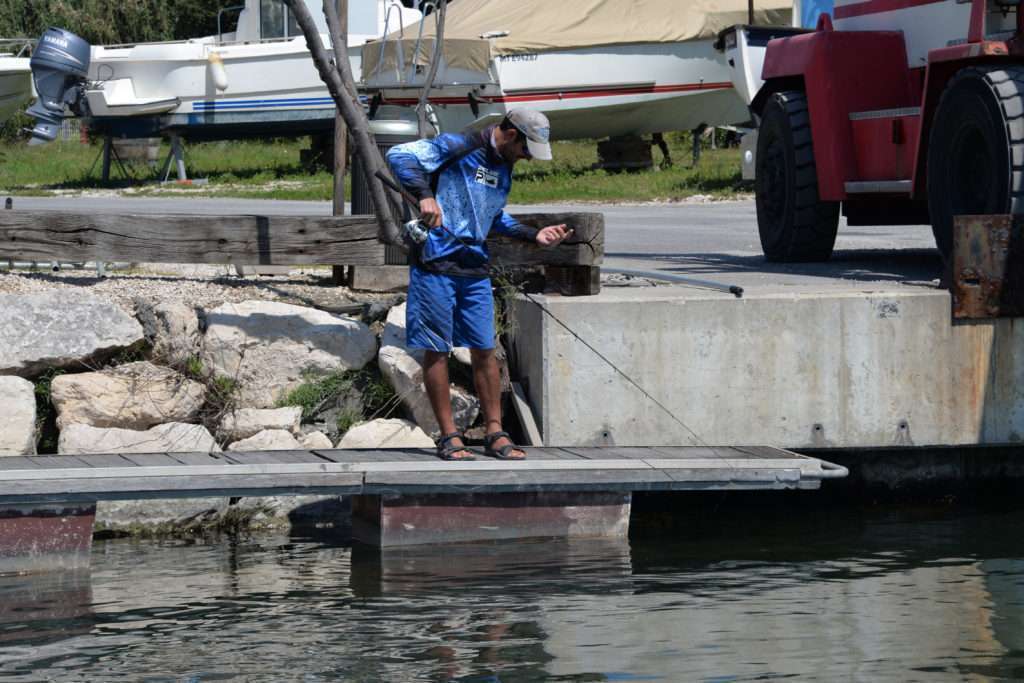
[928,66,1024,258]
[755,90,839,262]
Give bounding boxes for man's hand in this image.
[536,224,573,247]
[419,198,443,228]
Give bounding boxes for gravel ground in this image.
[0,263,402,316]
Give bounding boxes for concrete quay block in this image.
[510,286,1024,449]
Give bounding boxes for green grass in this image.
[277,368,354,421]
[510,141,748,204]
[0,137,340,200]
[0,133,749,203]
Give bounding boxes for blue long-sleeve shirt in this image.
[386,126,538,272]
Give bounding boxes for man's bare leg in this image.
[471,348,525,459]
[422,350,472,459]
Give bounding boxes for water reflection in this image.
[351,539,631,682]
[0,506,1022,680]
[0,569,93,677]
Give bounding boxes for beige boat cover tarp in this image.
[362,0,791,76]
[363,37,492,76]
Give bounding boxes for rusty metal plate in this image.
[952,214,1024,319]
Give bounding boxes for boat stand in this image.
[88,137,133,182]
[158,134,189,182]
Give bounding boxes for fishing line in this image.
[513,287,710,448]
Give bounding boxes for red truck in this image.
[724,0,1024,261]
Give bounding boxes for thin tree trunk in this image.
[284,0,403,248]
[332,0,349,284]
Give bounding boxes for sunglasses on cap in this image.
[514,129,533,159]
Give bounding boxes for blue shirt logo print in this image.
[474,166,499,188]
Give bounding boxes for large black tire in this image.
[755,90,840,262]
[928,66,1024,258]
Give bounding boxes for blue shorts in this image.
[406,266,495,351]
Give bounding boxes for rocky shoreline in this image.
[0,265,484,536]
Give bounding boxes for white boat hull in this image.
[369,40,752,140]
[70,0,422,140]
[85,37,753,141]
[715,25,810,107]
[0,57,31,123]
[84,37,346,139]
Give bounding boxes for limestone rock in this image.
[219,407,302,442]
[378,303,479,435]
[227,429,302,451]
[94,499,231,535]
[230,495,348,531]
[299,431,333,449]
[135,299,201,366]
[59,422,219,455]
[0,376,36,456]
[51,361,206,430]
[337,418,435,448]
[200,300,377,408]
[0,291,144,377]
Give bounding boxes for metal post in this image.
[101,136,112,181]
[332,0,349,286]
[4,198,10,271]
[692,125,703,167]
[171,135,188,182]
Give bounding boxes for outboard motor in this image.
[26,28,91,144]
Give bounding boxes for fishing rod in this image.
[604,267,744,298]
[374,168,719,451]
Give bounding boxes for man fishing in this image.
[386,108,572,461]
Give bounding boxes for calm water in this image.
[3,503,1024,682]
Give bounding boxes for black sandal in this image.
[483,431,526,460]
[437,432,475,461]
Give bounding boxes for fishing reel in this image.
[403,217,430,244]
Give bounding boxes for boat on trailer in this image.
[360,0,792,142]
[28,0,422,142]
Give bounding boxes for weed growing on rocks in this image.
[184,355,205,380]
[33,368,66,454]
[178,354,242,436]
[278,369,354,421]
[277,366,400,440]
[109,344,147,367]
[360,368,398,418]
[335,407,363,434]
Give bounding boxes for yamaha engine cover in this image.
[26,27,91,144]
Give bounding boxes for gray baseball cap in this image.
[506,108,552,160]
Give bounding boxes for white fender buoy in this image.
[208,52,228,91]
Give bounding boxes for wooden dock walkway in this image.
[0,446,846,504]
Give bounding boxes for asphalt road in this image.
[9,195,942,290]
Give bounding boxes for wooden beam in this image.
[492,212,604,267]
[544,265,601,296]
[0,210,602,268]
[0,211,385,266]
